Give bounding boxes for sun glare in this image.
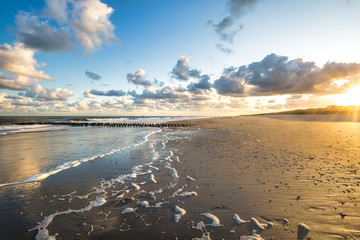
[335,85,360,106]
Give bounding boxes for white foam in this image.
[266,221,273,229]
[30,196,106,240]
[250,217,266,230]
[201,213,223,227]
[174,206,186,223]
[171,188,183,197]
[0,124,68,135]
[233,214,248,225]
[61,191,77,198]
[148,165,159,171]
[148,191,155,199]
[138,201,168,208]
[165,151,174,162]
[87,224,94,236]
[131,183,141,191]
[115,190,129,199]
[193,232,211,240]
[165,165,179,179]
[122,208,136,214]
[240,234,264,240]
[153,202,168,208]
[194,221,206,231]
[0,129,161,188]
[178,191,197,197]
[186,176,195,181]
[89,197,106,208]
[104,211,111,221]
[139,201,149,208]
[149,174,157,183]
[154,188,163,194]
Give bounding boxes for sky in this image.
[0,0,360,116]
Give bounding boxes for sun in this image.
[335,85,360,106]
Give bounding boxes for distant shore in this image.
[257,105,360,122]
[164,115,360,239]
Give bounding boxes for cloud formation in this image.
[214,74,245,95]
[85,70,102,81]
[16,0,118,53]
[187,75,212,93]
[0,43,53,80]
[69,0,119,52]
[128,86,188,100]
[216,43,233,54]
[214,53,360,96]
[12,97,41,106]
[209,0,260,42]
[88,89,126,97]
[0,43,53,90]
[23,84,73,101]
[16,12,73,53]
[127,69,152,86]
[0,93,12,110]
[171,55,201,81]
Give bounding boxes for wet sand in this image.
[164,115,360,239]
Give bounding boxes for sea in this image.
[0,116,204,239]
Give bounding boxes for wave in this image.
[0,124,69,135]
[0,128,162,188]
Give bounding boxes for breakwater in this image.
[14,122,193,128]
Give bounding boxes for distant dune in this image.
[262,105,360,115]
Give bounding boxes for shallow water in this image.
[0,116,203,239]
[0,127,155,186]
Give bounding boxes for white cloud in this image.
[24,84,73,101]
[0,93,12,110]
[127,69,152,86]
[12,97,41,106]
[0,74,34,90]
[171,55,201,81]
[16,0,118,53]
[16,12,73,53]
[43,0,69,25]
[37,88,73,101]
[83,89,95,98]
[70,0,119,52]
[0,43,53,81]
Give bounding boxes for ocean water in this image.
[0,116,202,239]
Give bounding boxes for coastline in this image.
[1,115,359,239]
[164,115,360,239]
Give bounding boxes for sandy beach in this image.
[161,115,360,239]
[2,115,359,240]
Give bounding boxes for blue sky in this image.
[1,0,360,115]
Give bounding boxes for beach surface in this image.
[163,115,360,239]
[1,115,360,239]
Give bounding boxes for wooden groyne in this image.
[14,122,193,128]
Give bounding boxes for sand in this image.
[20,115,360,239]
[163,115,360,239]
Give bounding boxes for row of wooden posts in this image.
[15,122,193,128]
